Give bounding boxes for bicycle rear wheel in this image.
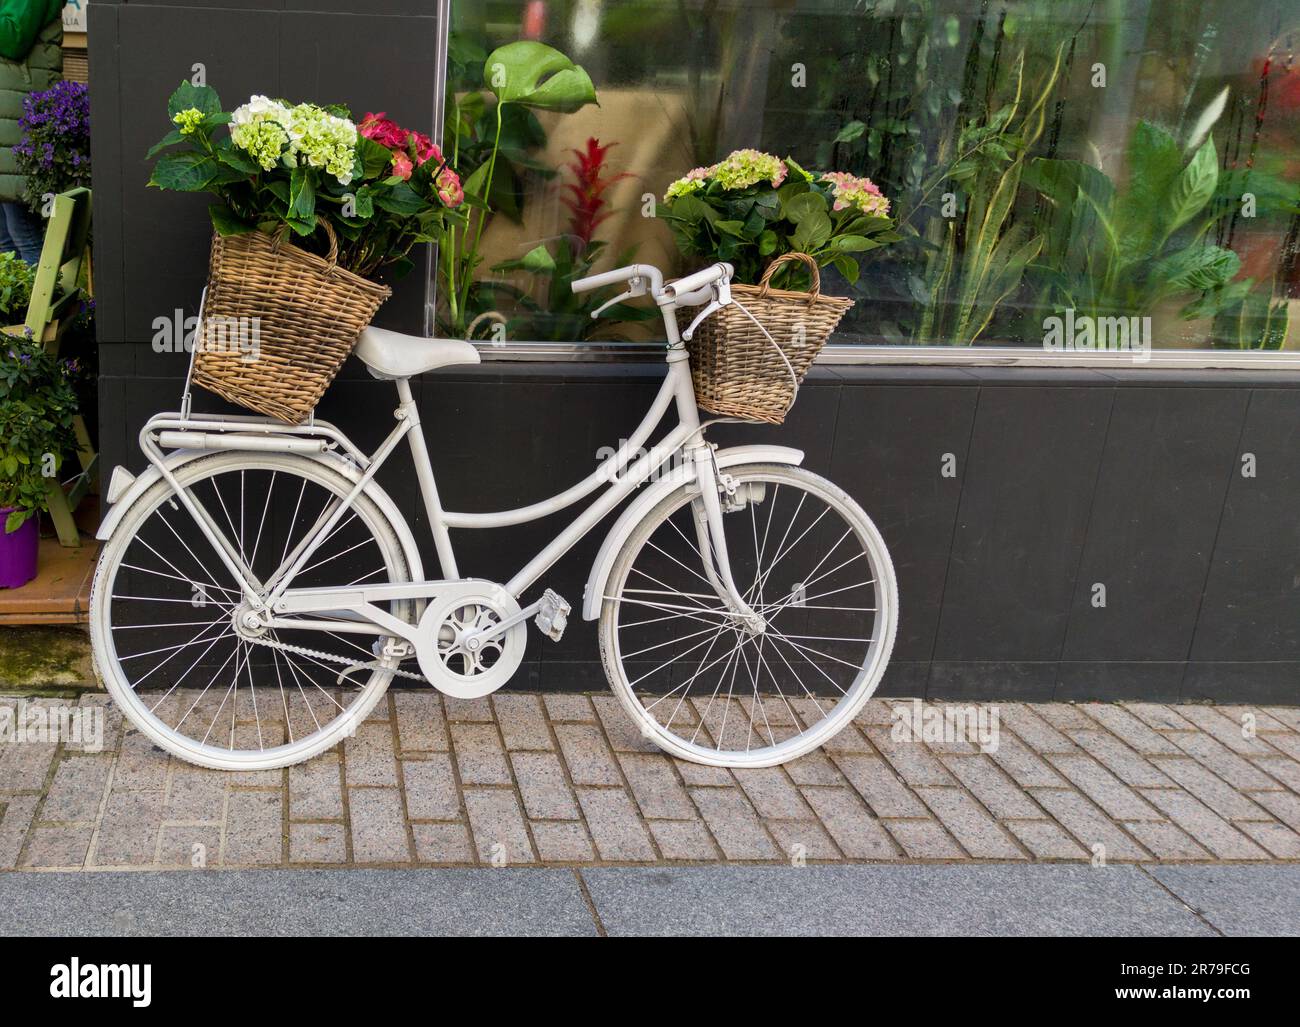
[599,463,897,767]
[90,452,415,771]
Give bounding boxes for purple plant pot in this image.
[0,508,39,589]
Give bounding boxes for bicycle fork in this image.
[689,445,766,634]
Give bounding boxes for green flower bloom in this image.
[231,119,289,172]
[664,165,713,202]
[711,149,786,191]
[286,103,358,185]
[172,108,206,136]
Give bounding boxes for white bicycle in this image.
[90,261,897,770]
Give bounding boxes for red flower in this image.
[561,138,631,249]
[359,111,407,149]
[360,111,459,204]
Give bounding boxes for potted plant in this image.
[0,337,78,588]
[656,150,899,424]
[658,149,899,289]
[145,82,467,423]
[14,80,91,216]
[487,138,656,341]
[0,251,35,321]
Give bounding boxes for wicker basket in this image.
[680,252,853,424]
[190,222,392,424]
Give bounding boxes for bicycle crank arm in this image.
[463,588,570,648]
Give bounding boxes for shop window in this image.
[440,0,1300,361]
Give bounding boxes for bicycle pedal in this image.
[534,589,570,642]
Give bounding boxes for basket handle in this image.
[271,219,341,270]
[758,251,820,301]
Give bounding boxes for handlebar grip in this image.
[571,263,665,296]
[667,262,734,297]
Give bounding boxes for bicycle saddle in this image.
[355,325,481,380]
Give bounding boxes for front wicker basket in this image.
[680,253,853,425]
[191,223,392,425]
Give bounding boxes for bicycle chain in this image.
[241,630,430,683]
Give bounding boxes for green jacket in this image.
[0,0,63,203]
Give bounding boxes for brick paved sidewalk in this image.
[2,691,1299,870]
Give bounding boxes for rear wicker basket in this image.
[190,223,391,424]
[680,253,853,424]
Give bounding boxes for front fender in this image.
[95,450,425,583]
[581,444,804,620]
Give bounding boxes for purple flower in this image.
[14,81,91,210]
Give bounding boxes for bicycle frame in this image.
[107,275,774,647]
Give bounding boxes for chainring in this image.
[414,582,526,699]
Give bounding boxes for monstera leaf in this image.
[483,41,596,113]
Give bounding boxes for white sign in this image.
[63,1,87,33]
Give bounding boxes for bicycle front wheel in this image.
[599,463,897,767]
[90,451,416,771]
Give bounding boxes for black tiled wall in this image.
[88,1,1300,703]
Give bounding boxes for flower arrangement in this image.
[0,338,79,532]
[659,149,899,288]
[147,82,465,279]
[14,81,91,215]
[0,252,36,319]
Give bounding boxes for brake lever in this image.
[681,279,732,340]
[589,274,647,319]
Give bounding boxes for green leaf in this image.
[790,210,832,252]
[147,130,186,158]
[1151,244,1240,295]
[461,162,492,209]
[829,234,880,253]
[1163,137,1218,236]
[358,136,397,179]
[372,181,425,216]
[208,205,254,236]
[288,166,316,221]
[1113,122,1183,255]
[149,152,219,191]
[834,120,866,143]
[493,243,556,274]
[483,41,597,112]
[167,81,222,120]
[214,139,261,174]
[662,194,718,225]
[351,188,375,219]
[832,254,861,284]
[783,191,828,223]
[284,215,317,237]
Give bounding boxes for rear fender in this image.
[95,450,425,582]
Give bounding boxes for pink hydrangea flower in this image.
[435,165,463,207]
[820,171,890,217]
[390,150,413,180]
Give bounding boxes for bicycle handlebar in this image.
[570,261,735,306]
[665,262,734,298]
[570,263,664,296]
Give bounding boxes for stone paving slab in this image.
[0,868,597,937]
[2,692,1300,871]
[1148,864,1300,937]
[10,864,1293,937]
[581,864,1220,937]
